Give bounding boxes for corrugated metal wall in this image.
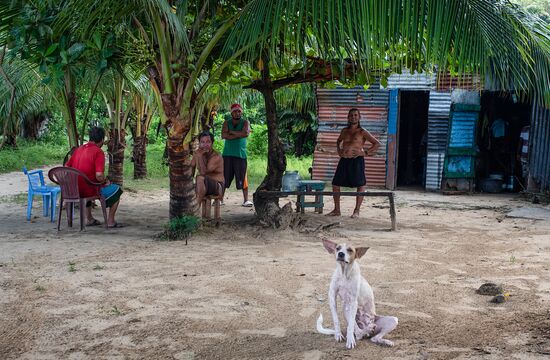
[530,103,550,192]
[426,92,452,190]
[313,86,389,187]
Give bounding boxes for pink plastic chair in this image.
[48,166,108,231]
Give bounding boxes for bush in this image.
[247,124,268,157]
[157,215,201,243]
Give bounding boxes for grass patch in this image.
[0,140,68,174]
[110,305,122,316]
[0,193,28,205]
[68,261,77,272]
[157,215,201,243]
[93,264,105,270]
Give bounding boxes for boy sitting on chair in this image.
[191,131,224,215]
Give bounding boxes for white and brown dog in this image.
[316,239,398,349]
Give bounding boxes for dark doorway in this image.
[477,92,531,192]
[397,91,429,187]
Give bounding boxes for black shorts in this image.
[223,156,247,190]
[332,156,366,188]
[204,176,224,197]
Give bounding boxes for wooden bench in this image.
[257,191,397,231]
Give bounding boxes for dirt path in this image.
[1,188,549,359]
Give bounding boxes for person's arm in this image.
[223,120,250,139]
[363,130,381,156]
[230,120,250,138]
[336,130,345,157]
[204,154,224,178]
[194,150,208,175]
[95,152,108,184]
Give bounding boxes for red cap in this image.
[230,103,242,112]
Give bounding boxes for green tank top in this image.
[222,118,247,159]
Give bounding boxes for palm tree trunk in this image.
[253,56,287,225]
[133,135,148,179]
[107,128,126,186]
[166,121,196,218]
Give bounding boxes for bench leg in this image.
[388,193,396,231]
[203,199,212,219]
[213,199,221,227]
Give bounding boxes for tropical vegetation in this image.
[1,0,549,222]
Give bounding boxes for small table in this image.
[296,180,325,214]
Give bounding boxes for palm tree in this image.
[0,54,49,148]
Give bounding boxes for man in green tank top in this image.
[222,103,253,207]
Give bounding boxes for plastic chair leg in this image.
[67,203,73,228]
[57,198,63,231]
[27,192,33,221]
[42,194,49,217]
[50,192,58,222]
[80,199,86,231]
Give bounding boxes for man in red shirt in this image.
[66,127,123,227]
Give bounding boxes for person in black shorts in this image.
[191,131,224,212]
[222,103,253,207]
[327,108,381,218]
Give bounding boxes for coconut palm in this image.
[0,54,49,148]
[3,0,550,220]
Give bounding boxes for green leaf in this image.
[93,32,102,49]
[60,50,68,65]
[44,43,58,56]
[96,59,108,72]
[67,43,85,58]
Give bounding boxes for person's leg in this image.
[196,175,206,205]
[327,185,341,216]
[352,185,366,218]
[242,172,249,203]
[86,204,95,224]
[107,200,119,227]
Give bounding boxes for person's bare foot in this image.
[351,210,360,218]
[326,210,341,216]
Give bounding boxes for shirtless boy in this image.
[191,131,224,209]
[327,108,381,218]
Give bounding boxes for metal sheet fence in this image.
[314,86,389,187]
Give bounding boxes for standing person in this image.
[327,108,381,218]
[222,103,253,207]
[191,131,224,208]
[65,126,124,227]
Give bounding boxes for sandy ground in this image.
[1,169,550,360]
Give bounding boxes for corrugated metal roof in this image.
[317,86,389,107]
[426,151,445,191]
[386,70,436,90]
[530,103,550,192]
[448,111,478,149]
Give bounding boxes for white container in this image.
[282,171,300,191]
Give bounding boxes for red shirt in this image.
[66,142,105,197]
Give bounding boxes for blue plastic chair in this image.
[22,167,61,222]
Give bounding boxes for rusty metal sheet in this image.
[435,72,482,91]
[426,151,446,191]
[312,152,387,187]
